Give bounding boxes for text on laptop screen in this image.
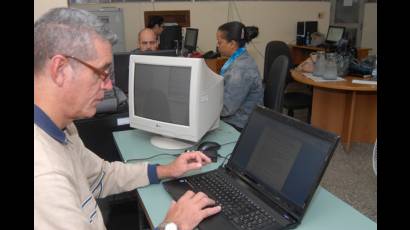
[229,110,334,208]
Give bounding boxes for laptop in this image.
[163,106,340,230]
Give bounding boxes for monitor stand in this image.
[150,135,195,150]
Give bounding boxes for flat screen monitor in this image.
[113,50,177,94]
[128,55,224,149]
[184,28,199,53]
[159,25,182,50]
[325,26,345,44]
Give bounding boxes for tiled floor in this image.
[292,108,377,223]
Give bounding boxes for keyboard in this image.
[187,171,276,230]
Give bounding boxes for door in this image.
[330,0,365,48]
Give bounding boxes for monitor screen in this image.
[133,63,191,126]
[325,26,345,44]
[128,55,224,149]
[159,25,182,50]
[184,28,199,52]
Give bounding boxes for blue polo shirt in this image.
[34,104,160,184]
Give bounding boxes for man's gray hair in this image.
[34,7,118,74]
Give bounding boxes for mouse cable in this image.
[220,140,237,147]
[125,141,237,163]
[219,152,232,168]
[183,140,237,152]
[124,153,180,163]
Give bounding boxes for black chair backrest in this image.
[263,41,293,85]
[263,55,289,112]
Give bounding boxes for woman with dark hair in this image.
[217,21,264,132]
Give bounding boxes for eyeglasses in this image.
[62,55,113,82]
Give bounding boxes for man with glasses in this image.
[136,28,159,51]
[34,8,220,230]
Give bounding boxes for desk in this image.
[205,57,228,74]
[291,70,377,152]
[289,45,371,65]
[113,121,376,229]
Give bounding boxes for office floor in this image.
[292,108,377,223]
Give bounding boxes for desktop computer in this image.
[128,55,224,149]
[296,21,318,46]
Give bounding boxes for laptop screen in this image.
[325,26,345,44]
[227,107,338,217]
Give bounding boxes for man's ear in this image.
[49,55,69,87]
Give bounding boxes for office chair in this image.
[263,41,312,123]
[263,55,289,112]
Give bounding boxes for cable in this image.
[227,1,231,22]
[220,140,237,147]
[219,153,232,168]
[124,153,179,163]
[124,141,237,163]
[231,1,264,59]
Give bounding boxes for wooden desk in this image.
[289,44,371,65]
[291,70,377,152]
[205,57,228,74]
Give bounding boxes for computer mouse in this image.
[197,141,221,162]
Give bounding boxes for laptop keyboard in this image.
[187,170,277,230]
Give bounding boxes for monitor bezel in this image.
[184,28,199,52]
[131,49,177,56]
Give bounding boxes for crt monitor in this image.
[184,28,199,53]
[159,25,182,50]
[113,50,177,94]
[325,26,345,44]
[128,55,224,149]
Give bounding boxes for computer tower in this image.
[74,108,131,162]
[159,25,182,50]
[296,21,318,46]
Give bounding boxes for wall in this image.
[72,1,330,75]
[34,0,68,21]
[361,3,377,55]
[68,1,377,72]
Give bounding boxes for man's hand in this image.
[157,151,211,179]
[162,190,221,230]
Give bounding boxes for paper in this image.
[303,73,346,82]
[117,117,130,126]
[343,0,353,7]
